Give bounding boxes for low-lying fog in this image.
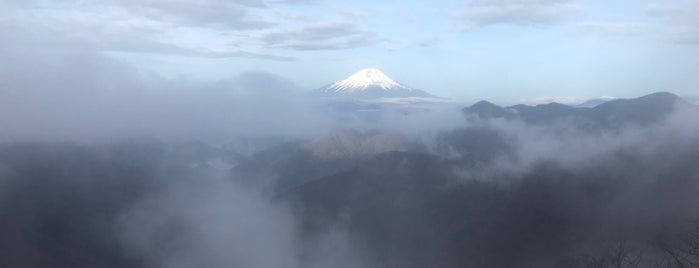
[2,50,699,268]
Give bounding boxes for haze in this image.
[1,1,699,268]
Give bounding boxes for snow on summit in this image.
[316,68,436,99]
[330,68,404,92]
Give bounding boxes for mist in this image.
[0,49,333,143]
[458,103,699,177]
[2,48,699,267]
[2,2,699,267]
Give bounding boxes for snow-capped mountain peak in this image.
[315,68,436,99]
[329,68,403,92]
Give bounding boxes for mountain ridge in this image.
[463,92,694,127]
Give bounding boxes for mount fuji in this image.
[314,68,436,99]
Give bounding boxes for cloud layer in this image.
[0,0,386,60]
[646,1,699,44]
[456,0,582,29]
[259,23,383,51]
[0,49,330,142]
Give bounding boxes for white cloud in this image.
[456,0,582,29]
[417,37,442,47]
[646,1,699,44]
[3,0,275,29]
[0,0,298,60]
[0,49,325,142]
[258,22,384,50]
[577,21,645,36]
[0,0,392,57]
[516,96,585,105]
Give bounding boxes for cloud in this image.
[0,1,394,56]
[172,50,296,61]
[645,2,689,16]
[0,139,369,268]
[4,0,275,30]
[0,50,325,142]
[457,100,699,178]
[456,0,582,29]
[119,177,302,268]
[646,2,699,44]
[515,96,586,105]
[687,96,699,105]
[576,21,645,37]
[258,22,383,50]
[119,1,274,30]
[268,0,322,3]
[417,37,442,47]
[0,3,294,61]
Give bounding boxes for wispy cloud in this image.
[417,37,442,47]
[258,22,383,50]
[646,1,699,44]
[577,21,645,36]
[456,0,582,30]
[0,1,296,61]
[4,0,276,30]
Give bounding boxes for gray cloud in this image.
[417,37,442,47]
[645,2,689,16]
[646,2,699,44]
[119,177,301,268]
[268,0,322,3]
[457,102,699,178]
[0,49,325,142]
[0,0,392,56]
[576,21,645,37]
[0,45,459,143]
[0,139,368,268]
[259,23,383,50]
[119,0,274,30]
[456,0,582,29]
[118,169,370,268]
[3,0,275,30]
[0,5,294,61]
[166,49,296,61]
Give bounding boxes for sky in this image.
[1,0,698,101]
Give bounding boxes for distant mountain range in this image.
[463,92,694,127]
[310,69,697,129]
[575,96,617,108]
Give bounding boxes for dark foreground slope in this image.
[0,92,698,268]
[278,143,699,268]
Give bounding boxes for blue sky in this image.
[1,0,697,101]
